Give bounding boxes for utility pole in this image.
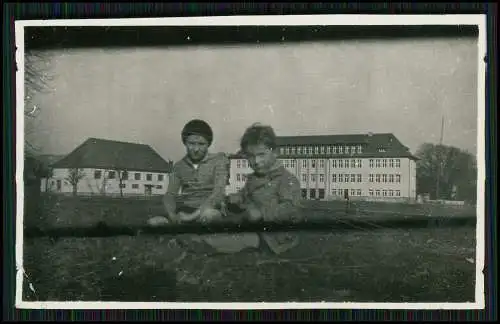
[436,116,445,200]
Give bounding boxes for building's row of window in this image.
[119,183,163,189]
[331,188,364,196]
[299,159,363,169]
[235,173,249,182]
[369,174,401,183]
[94,170,165,182]
[369,189,401,197]
[235,160,248,169]
[280,144,363,156]
[369,159,401,168]
[236,158,402,169]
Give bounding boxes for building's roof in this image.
[229,132,418,160]
[51,138,173,172]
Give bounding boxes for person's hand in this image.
[246,204,263,222]
[178,210,201,222]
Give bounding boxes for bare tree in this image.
[65,168,85,196]
[116,169,128,197]
[24,50,54,155]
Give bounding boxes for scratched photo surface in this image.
[21,24,479,303]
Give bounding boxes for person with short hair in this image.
[227,122,303,254]
[148,119,229,226]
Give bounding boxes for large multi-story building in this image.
[226,132,418,202]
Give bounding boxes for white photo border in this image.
[14,14,487,310]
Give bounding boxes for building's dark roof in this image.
[51,138,172,172]
[229,133,418,160]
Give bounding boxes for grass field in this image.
[20,194,477,303]
[22,226,476,303]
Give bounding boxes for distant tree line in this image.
[415,143,477,204]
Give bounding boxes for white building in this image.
[41,137,172,196]
[227,133,418,202]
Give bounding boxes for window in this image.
[302,160,307,168]
[383,190,387,197]
[237,174,241,181]
[282,160,288,168]
[319,160,325,168]
[135,173,141,180]
[242,174,247,182]
[376,159,381,168]
[297,147,302,155]
[389,174,394,183]
[326,146,331,154]
[291,160,296,168]
[280,148,285,155]
[369,174,374,182]
[389,159,394,168]
[396,159,401,168]
[351,159,356,168]
[357,159,362,168]
[119,183,126,189]
[332,160,337,168]
[396,174,401,183]
[357,174,362,182]
[344,174,350,182]
[351,189,356,196]
[369,159,374,168]
[158,174,164,181]
[338,146,343,154]
[396,190,401,197]
[301,189,307,198]
[351,174,356,183]
[378,147,386,153]
[146,174,152,181]
[237,160,241,168]
[122,171,129,180]
[311,160,316,168]
[345,146,350,154]
[331,189,337,196]
[382,159,387,168]
[314,146,319,154]
[156,185,163,189]
[108,171,116,179]
[357,189,362,196]
[338,174,343,183]
[320,146,325,154]
[332,174,337,182]
[319,174,324,183]
[351,146,356,155]
[291,147,296,155]
[302,174,308,182]
[339,160,343,168]
[345,159,349,168]
[389,189,394,197]
[382,174,388,183]
[369,189,374,196]
[132,184,139,189]
[357,145,362,154]
[376,174,381,183]
[94,170,102,179]
[242,160,247,168]
[376,190,381,197]
[308,147,313,154]
[286,147,290,155]
[333,146,338,154]
[311,174,316,182]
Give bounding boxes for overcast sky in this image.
[25,37,479,162]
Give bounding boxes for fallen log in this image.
[23,211,476,239]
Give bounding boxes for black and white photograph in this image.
[16,15,486,309]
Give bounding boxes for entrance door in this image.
[144,185,153,196]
